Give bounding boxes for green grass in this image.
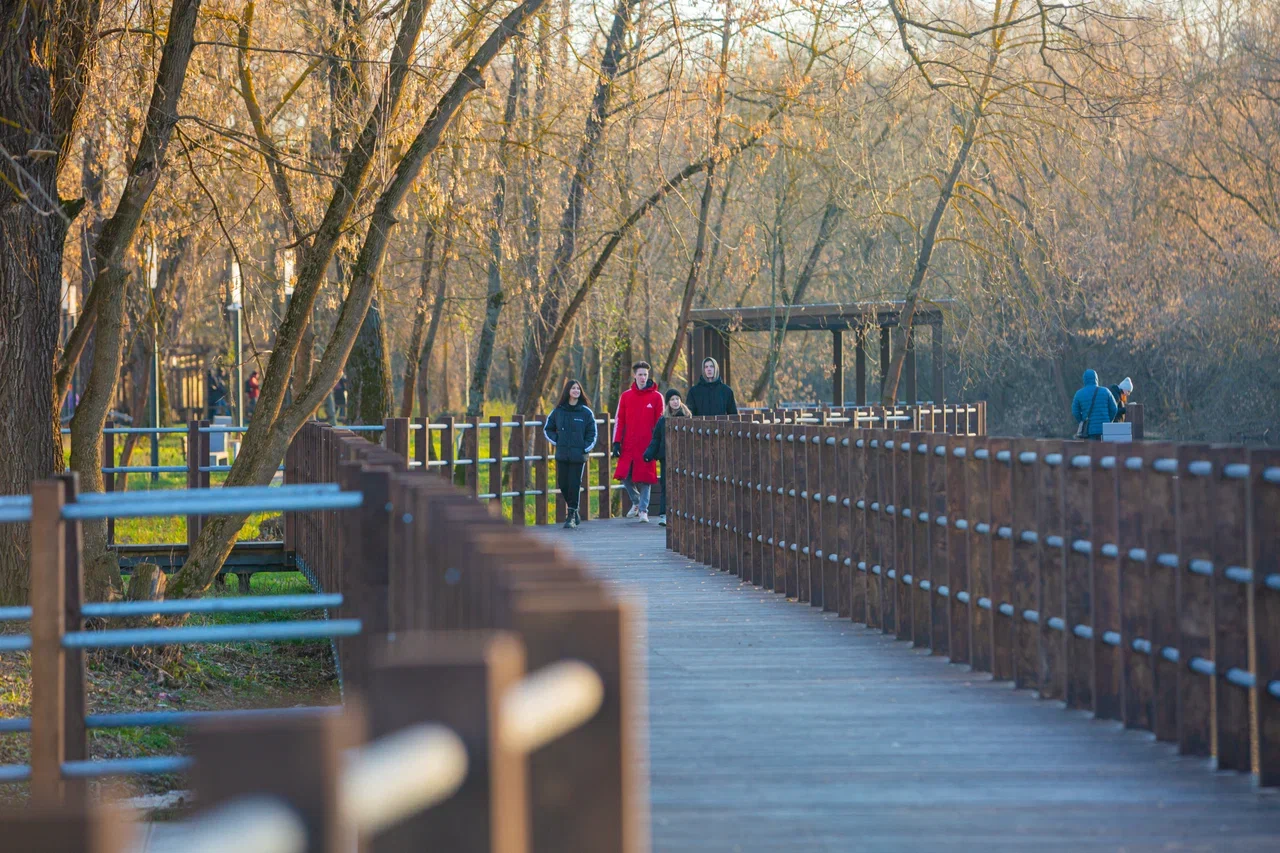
[63,433,274,544]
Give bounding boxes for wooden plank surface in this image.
[542,517,1280,852]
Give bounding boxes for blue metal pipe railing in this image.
[81,593,342,619]
[61,618,361,649]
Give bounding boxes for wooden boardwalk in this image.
[544,517,1280,852]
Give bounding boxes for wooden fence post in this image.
[415,416,431,471]
[1175,444,1214,757]
[1010,440,1040,690]
[102,424,114,546]
[30,480,67,806]
[891,432,912,640]
[511,416,527,526]
[339,463,393,696]
[927,433,949,656]
[966,437,992,673]
[383,417,411,463]
[442,416,457,484]
[57,474,87,805]
[1143,442,1180,743]
[1090,442,1122,723]
[1036,440,1067,701]
[945,435,969,662]
[989,438,1014,681]
[909,432,930,647]
[512,596,645,853]
[598,412,612,520]
[1210,446,1250,772]
[534,416,549,526]
[367,633,528,853]
[1062,441,1094,713]
[1116,442,1151,732]
[1251,450,1280,786]
[189,708,363,853]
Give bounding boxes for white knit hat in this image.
[1118,377,1133,394]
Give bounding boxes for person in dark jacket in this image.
[544,378,597,529]
[1071,369,1118,440]
[1108,376,1133,422]
[686,357,738,417]
[644,388,692,526]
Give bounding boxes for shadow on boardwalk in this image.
[544,517,1280,853]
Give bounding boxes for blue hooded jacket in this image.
[1071,369,1118,437]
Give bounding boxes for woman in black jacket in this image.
[543,379,598,528]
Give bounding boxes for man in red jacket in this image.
[611,361,664,522]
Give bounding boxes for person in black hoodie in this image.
[644,388,692,526]
[686,357,738,417]
[543,378,597,529]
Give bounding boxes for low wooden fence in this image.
[738,402,987,434]
[2,423,647,852]
[666,416,1280,787]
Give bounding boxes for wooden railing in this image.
[665,416,1280,787]
[2,421,647,853]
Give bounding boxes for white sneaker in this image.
[657,515,667,526]
[626,506,640,518]
[639,512,649,523]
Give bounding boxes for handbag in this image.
[1074,388,1100,439]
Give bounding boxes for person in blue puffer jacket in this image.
[1071,369,1118,440]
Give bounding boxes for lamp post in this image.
[146,241,161,482]
[229,260,244,428]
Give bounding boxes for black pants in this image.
[557,460,584,510]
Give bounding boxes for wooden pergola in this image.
[686,301,950,405]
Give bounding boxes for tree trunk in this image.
[881,94,985,404]
[516,0,641,414]
[468,55,525,417]
[54,0,204,410]
[399,219,438,416]
[167,0,548,599]
[346,298,394,428]
[751,200,843,400]
[0,5,84,604]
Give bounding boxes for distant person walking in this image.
[1072,369,1118,440]
[644,388,692,527]
[686,357,738,417]
[333,375,348,422]
[1108,376,1133,422]
[544,379,597,529]
[245,371,261,417]
[612,361,663,522]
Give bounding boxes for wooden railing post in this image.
[512,597,645,853]
[367,633,528,853]
[1061,441,1094,712]
[442,416,457,483]
[1251,449,1280,786]
[102,422,114,546]
[1175,444,1214,757]
[1035,440,1067,701]
[56,474,87,805]
[598,412,612,520]
[511,416,527,526]
[415,416,431,471]
[1142,442,1179,742]
[1009,440,1041,690]
[892,433,912,641]
[908,433,929,647]
[30,480,67,806]
[945,435,969,662]
[988,439,1014,681]
[1091,442,1122,723]
[189,708,363,853]
[533,416,549,526]
[1211,446,1250,772]
[926,432,949,656]
[1116,442,1151,731]
[338,462,392,696]
[966,436,992,673]
[1,805,136,853]
[383,417,411,463]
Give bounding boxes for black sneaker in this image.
[563,514,574,529]
[568,509,580,529]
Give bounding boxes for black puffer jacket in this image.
[543,403,597,463]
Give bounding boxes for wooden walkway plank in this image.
[544,518,1280,853]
